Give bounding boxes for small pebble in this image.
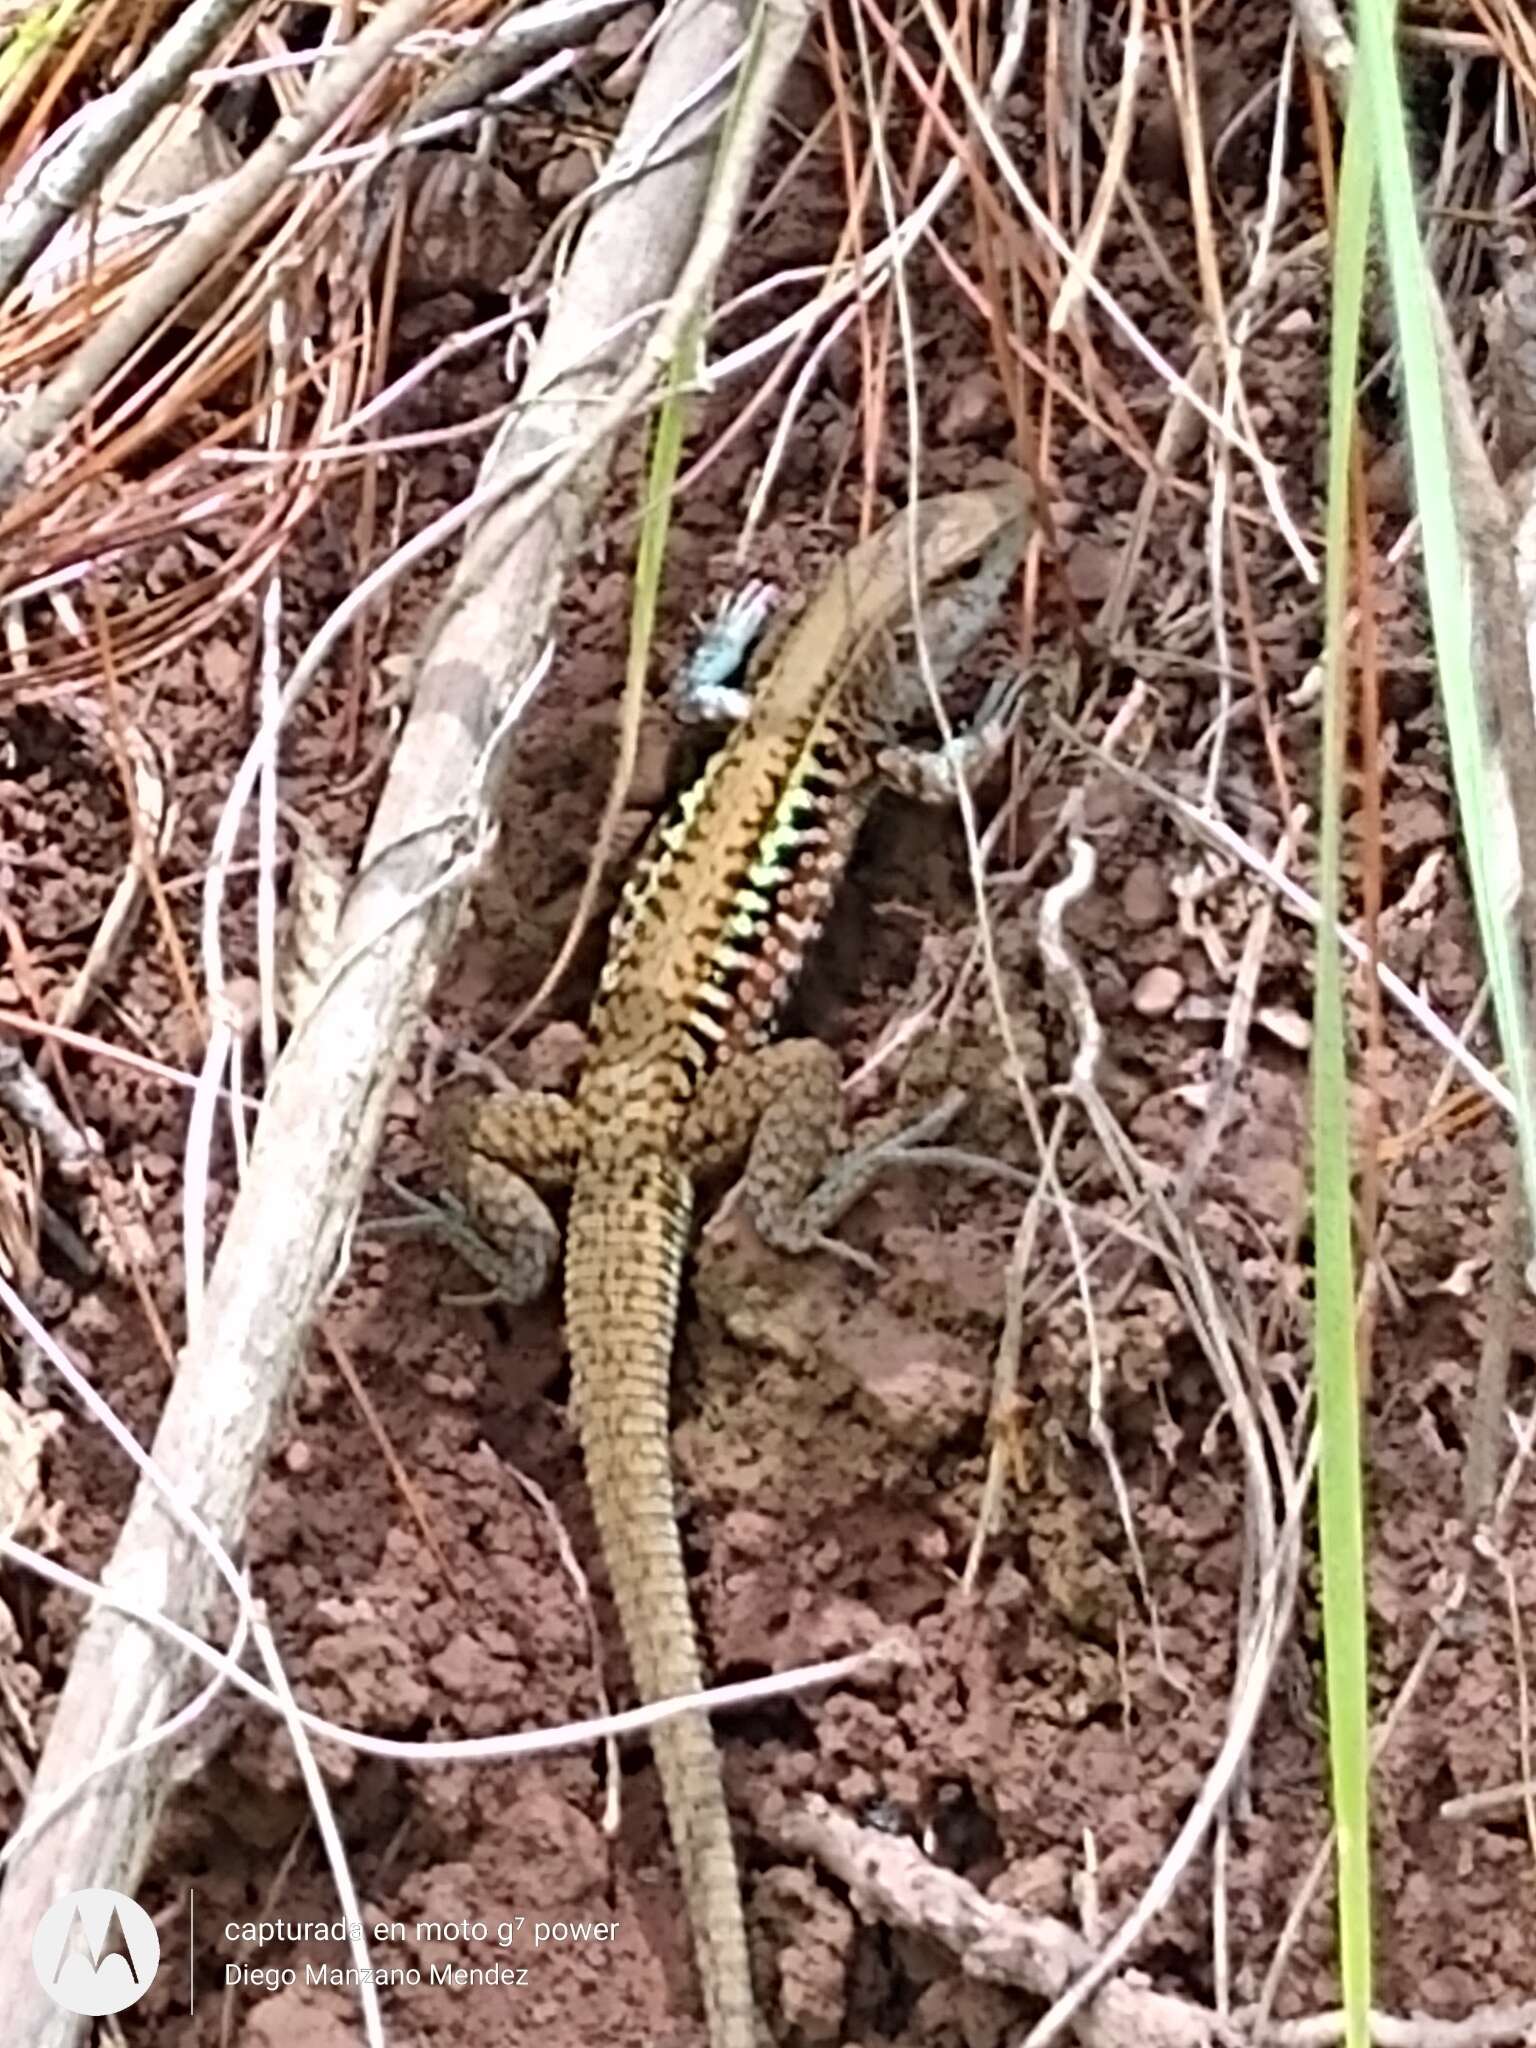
[1132,965,1184,1016]
[938,369,1006,443]
[1121,859,1171,928]
[525,1021,588,1092]
[1065,538,1118,604]
[1256,1005,1311,1051]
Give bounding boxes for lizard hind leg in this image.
[679,1038,843,1247]
[681,1041,965,1268]
[437,1086,582,1303]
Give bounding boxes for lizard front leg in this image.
[436,1088,582,1302]
[874,666,1030,803]
[672,579,783,727]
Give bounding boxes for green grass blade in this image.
[629,318,696,679]
[1356,0,1536,1214]
[0,0,84,90]
[1315,56,1375,2048]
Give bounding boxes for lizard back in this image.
[576,477,1029,1145]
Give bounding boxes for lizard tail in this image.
[565,1169,759,2048]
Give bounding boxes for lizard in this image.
[441,473,1031,2048]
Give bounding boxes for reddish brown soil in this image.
[5,6,1536,2047]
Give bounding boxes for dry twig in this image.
[767,1795,1216,2048]
[0,0,254,305]
[0,0,441,501]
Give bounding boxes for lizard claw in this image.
[972,663,1029,729]
[808,1232,883,1277]
[760,1090,969,1266]
[871,1086,968,1153]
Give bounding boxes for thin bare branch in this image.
[0,0,443,502]
[767,1796,1217,2048]
[0,0,255,305]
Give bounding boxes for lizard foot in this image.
[673,578,783,726]
[756,1086,968,1272]
[875,665,1030,802]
